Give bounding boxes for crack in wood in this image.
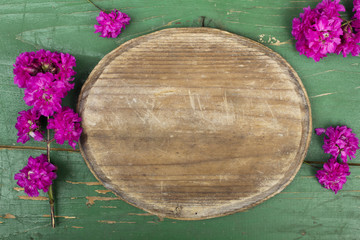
[200,16,205,27]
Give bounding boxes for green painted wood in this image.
[1,0,360,239]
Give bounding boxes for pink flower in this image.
[13,50,76,91]
[23,73,66,117]
[316,0,345,16]
[335,24,360,57]
[47,107,82,149]
[14,154,57,197]
[315,128,326,135]
[94,9,130,38]
[57,52,76,91]
[353,0,360,19]
[316,158,350,194]
[291,0,345,61]
[351,18,360,34]
[316,126,360,162]
[13,51,40,88]
[15,108,44,144]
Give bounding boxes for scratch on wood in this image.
[86,196,121,206]
[13,187,24,191]
[157,181,162,196]
[278,197,314,200]
[128,213,153,216]
[310,92,336,98]
[304,69,336,77]
[265,100,277,122]
[43,215,76,219]
[188,90,196,111]
[163,18,182,27]
[255,24,287,29]
[95,190,112,194]
[136,15,166,22]
[18,196,48,200]
[147,221,158,224]
[223,91,229,124]
[59,10,98,16]
[66,181,102,186]
[154,89,175,96]
[100,206,117,208]
[72,226,84,229]
[229,9,249,14]
[14,35,42,49]
[98,220,136,224]
[279,192,302,194]
[196,95,203,111]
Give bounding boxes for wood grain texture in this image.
[78,28,311,219]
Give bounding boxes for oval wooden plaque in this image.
[78,28,311,220]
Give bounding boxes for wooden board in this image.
[78,28,312,220]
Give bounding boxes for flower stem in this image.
[341,20,353,27]
[46,117,55,228]
[303,161,321,169]
[86,0,105,12]
[48,185,55,228]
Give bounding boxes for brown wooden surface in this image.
[78,28,312,220]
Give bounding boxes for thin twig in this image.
[46,117,55,228]
[86,0,105,12]
[341,20,352,27]
[303,161,321,169]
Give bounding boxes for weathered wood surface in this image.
[78,28,311,219]
[1,0,360,239]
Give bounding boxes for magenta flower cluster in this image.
[15,108,43,144]
[315,126,359,194]
[48,107,82,149]
[94,9,131,38]
[316,158,350,194]
[292,0,360,61]
[14,50,82,197]
[13,50,82,149]
[14,154,57,197]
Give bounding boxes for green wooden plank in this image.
[1,0,360,239]
[1,148,360,239]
